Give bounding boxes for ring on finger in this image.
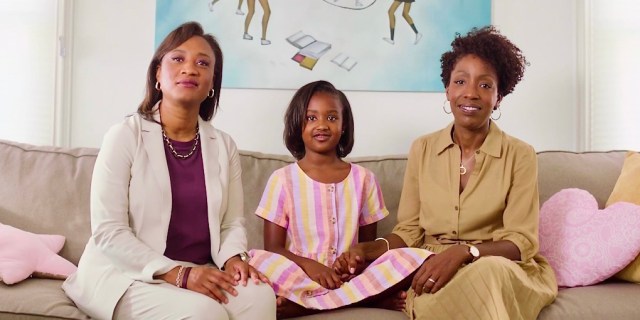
[427,278,436,284]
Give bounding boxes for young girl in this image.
[249,81,432,318]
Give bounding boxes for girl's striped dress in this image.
[249,163,432,309]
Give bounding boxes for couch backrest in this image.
[240,151,408,249]
[0,139,627,262]
[0,139,98,265]
[537,151,626,207]
[241,150,628,250]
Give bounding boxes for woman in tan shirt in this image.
[334,26,557,319]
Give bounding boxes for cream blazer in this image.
[62,110,247,319]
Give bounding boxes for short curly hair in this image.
[440,26,528,99]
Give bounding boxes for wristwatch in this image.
[466,244,480,263]
[238,251,250,262]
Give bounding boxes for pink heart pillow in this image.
[539,188,640,287]
[0,223,77,285]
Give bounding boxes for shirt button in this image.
[452,231,457,235]
[454,206,459,211]
[475,150,480,154]
[331,217,336,224]
[331,247,337,254]
[328,186,334,192]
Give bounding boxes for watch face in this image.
[470,246,480,257]
[239,252,250,262]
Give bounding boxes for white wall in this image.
[70,0,578,156]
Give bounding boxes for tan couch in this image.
[1,138,638,319]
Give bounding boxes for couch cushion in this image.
[346,155,407,237]
[240,151,295,250]
[537,151,626,208]
[0,279,89,319]
[244,150,629,251]
[239,151,408,250]
[0,140,98,266]
[538,281,640,320]
[289,307,407,320]
[289,282,640,320]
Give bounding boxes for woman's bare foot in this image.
[276,296,320,319]
[376,290,407,311]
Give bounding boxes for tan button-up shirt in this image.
[393,122,540,261]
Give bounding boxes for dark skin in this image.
[263,219,376,289]
[336,54,523,298]
[264,156,380,318]
[152,36,270,303]
[265,92,357,289]
[264,146,363,289]
[265,218,378,319]
[155,257,269,304]
[267,93,399,318]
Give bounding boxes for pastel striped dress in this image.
[249,163,432,309]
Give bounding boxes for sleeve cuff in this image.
[494,232,535,261]
[143,256,178,282]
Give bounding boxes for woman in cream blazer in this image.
[62,22,275,320]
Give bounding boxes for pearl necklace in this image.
[162,125,200,160]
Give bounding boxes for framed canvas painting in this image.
[155,0,491,92]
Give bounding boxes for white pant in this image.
[113,280,276,320]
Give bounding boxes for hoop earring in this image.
[442,100,452,114]
[491,107,502,121]
[207,88,214,98]
[155,82,160,91]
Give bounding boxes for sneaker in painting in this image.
[414,33,423,45]
[243,33,253,40]
[208,0,219,12]
[383,37,394,45]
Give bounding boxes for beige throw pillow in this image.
[607,152,640,207]
[607,152,640,282]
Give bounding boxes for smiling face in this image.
[301,92,344,158]
[156,36,215,108]
[446,54,501,132]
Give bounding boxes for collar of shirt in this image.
[434,121,503,159]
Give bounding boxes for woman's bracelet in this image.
[175,265,185,288]
[181,267,192,289]
[375,237,390,252]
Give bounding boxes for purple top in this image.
[162,137,211,264]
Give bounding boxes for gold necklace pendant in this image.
[459,155,475,175]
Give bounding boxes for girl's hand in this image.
[411,245,469,295]
[224,256,271,286]
[333,247,366,280]
[301,260,343,289]
[186,266,239,304]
